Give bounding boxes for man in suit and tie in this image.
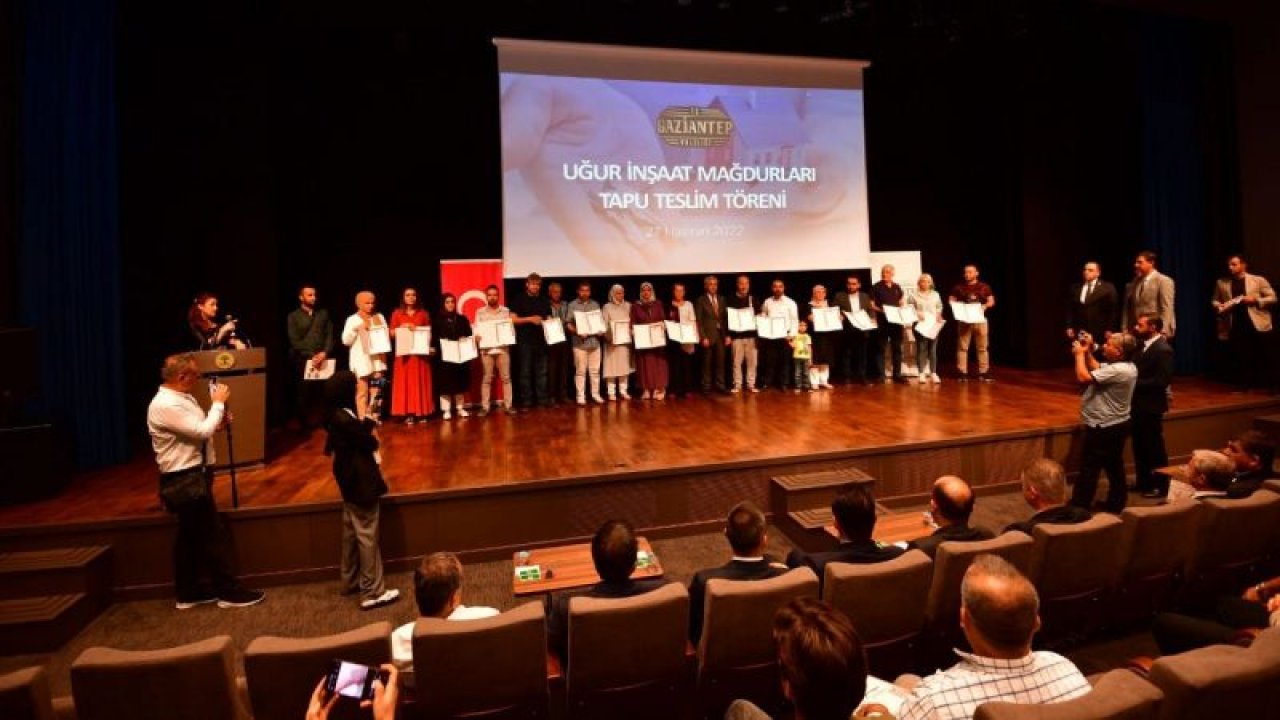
[1123,250,1176,338]
[835,274,874,385]
[1065,261,1119,346]
[785,484,904,591]
[1132,314,1175,497]
[687,501,788,643]
[695,275,731,393]
[1213,254,1276,392]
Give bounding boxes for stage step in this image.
[0,546,113,655]
[770,467,874,517]
[0,593,97,655]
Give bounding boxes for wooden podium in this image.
[190,348,267,472]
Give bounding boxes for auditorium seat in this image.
[1146,626,1280,720]
[924,532,1033,659]
[823,551,932,678]
[70,635,248,720]
[1113,502,1200,630]
[1264,478,1280,495]
[412,601,549,720]
[973,669,1163,719]
[1027,513,1125,645]
[1180,490,1280,610]
[244,621,391,720]
[0,666,56,720]
[697,567,819,719]
[565,582,689,720]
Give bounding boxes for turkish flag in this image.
[439,260,504,405]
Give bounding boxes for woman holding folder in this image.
[630,282,669,400]
[430,293,472,420]
[909,274,944,384]
[390,287,433,424]
[602,284,633,400]
[666,282,699,398]
[805,285,836,390]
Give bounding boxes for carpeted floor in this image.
[0,488,1160,696]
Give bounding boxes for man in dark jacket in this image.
[786,484,904,590]
[1132,314,1175,497]
[908,476,994,558]
[325,371,399,610]
[1004,459,1092,535]
[688,501,788,642]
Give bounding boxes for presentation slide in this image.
[496,40,871,278]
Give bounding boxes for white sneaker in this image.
[577,396,587,406]
[360,588,400,610]
[918,375,929,385]
[931,373,941,384]
[442,410,452,420]
[619,389,631,400]
[457,406,470,417]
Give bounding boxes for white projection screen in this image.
[495,39,871,278]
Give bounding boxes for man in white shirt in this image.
[391,552,499,669]
[474,285,517,415]
[146,353,264,609]
[889,555,1090,720]
[760,279,799,391]
[340,291,389,418]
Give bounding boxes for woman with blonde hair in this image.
[909,273,945,383]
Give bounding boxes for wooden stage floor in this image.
[3,369,1277,530]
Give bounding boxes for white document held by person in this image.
[664,320,698,345]
[611,320,632,346]
[883,305,918,326]
[950,301,986,324]
[633,322,667,350]
[914,315,946,340]
[303,358,337,381]
[573,310,605,336]
[542,317,566,345]
[756,315,788,340]
[395,326,432,356]
[812,306,842,333]
[475,320,516,349]
[727,307,755,333]
[366,325,392,355]
[845,310,876,331]
[440,337,478,364]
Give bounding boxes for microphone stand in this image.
[224,408,240,509]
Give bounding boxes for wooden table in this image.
[512,537,664,595]
[825,511,937,546]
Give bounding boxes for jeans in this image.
[793,358,812,389]
[914,332,938,376]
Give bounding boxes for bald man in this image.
[341,291,389,418]
[907,476,994,558]
[894,555,1089,720]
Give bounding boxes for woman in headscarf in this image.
[630,282,669,400]
[323,370,399,610]
[430,292,473,420]
[806,284,836,390]
[601,283,633,400]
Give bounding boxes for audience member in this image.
[1003,459,1092,535]
[391,552,499,668]
[893,555,1091,720]
[688,501,788,642]
[1152,574,1280,655]
[908,476,994,558]
[786,485,904,586]
[1222,429,1275,498]
[306,663,399,720]
[1167,449,1235,502]
[545,519,668,659]
[725,598,869,720]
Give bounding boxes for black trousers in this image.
[759,338,791,389]
[1152,596,1272,655]
[1070,420,1130,513]
[1132,410,1169,493]
[668,344,697,396]
[874,326,903,380]
[839,330,870,383]
[547,342,571,403]
[1228,321,1273,390]
[515,343,549,407]
[173,492,237,599]
[701,340,727,391]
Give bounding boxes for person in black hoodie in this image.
[325,371,400,610]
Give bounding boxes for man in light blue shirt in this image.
[1070,331,1138,513]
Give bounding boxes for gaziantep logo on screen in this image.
[656,106,734,147]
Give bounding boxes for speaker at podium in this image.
[190,348,267,472]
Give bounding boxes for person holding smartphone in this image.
[307,663,399,720]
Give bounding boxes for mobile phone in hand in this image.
[324,660,387,702]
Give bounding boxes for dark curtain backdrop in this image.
[18,0,127,467]
[1139,14,1239,374]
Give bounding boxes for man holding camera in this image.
[1068,331,1139,513]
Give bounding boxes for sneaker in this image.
[619,390,631,400]
[442,410,452,420]
[477,407,490,417]
[979,374,994,383]
[931,374,941,384]
[918,376,929,385]
[592,395,605,404]
[730,386,741,394]
[504,406,518,415]
[577,397,587,406]
[175,592,218,610]
[749,386,759,393]
[405,416,416,425]
[360,588,400,610]
[794,388,801,394]
[457,406,470,417]
[217,587,265,608]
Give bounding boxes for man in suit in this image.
[1003,459,1092,535]
[695,275,731,393]
[1065,261,1119,346]
[1123,250,1176,338]
[834,274,874,385]
[786,484,904,589]
[908,476,994,558]
[1213,254,1276,392]
[1222,430,1276,499]
[545,519,667,660]
[1132,314,1175,497]
[687,501,788,642]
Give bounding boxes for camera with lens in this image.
[367,375,389,417]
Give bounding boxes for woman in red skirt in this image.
[390,287,434,424]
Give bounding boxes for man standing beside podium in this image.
[287,285,334,431]
[147,353,264,609]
